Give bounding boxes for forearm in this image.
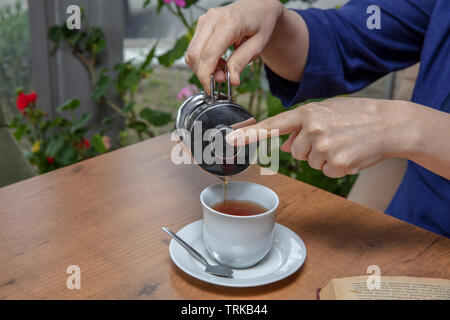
[261,7,309,83]
[394,101,450,179]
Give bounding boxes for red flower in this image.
[46,157,55,165]
[16,92,37,112]
[76,138,90,151]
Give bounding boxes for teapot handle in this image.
[206,67,232,103]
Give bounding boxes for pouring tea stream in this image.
[175,69,258,202]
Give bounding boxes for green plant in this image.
[9,89,107,174]
[0,1,31,114]
[146,0,357,197]
[48,14,172,146]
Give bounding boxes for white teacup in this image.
[200,181,279,269]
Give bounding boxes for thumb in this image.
[226,109,301,146]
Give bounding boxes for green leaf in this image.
[236,78,260,94]
[114,63,142,96]
[99,128,108,136]
[15,1,22,12]
[237,66,261,94]
[139,108,172,127]
[72,127,90,138]
[85,27,104,52]
[39,120,50,133]
[91,133,108,154]
[266,93,286,117]
[24,150,38,166]
[92,38,106,55]
[119,130,128,140]
[143,0,152,8]
[55,143,77,166]
[45,135,66,157]
[57,98,81,112]
[101,113,119,125]
[123,101,136,113]
[13,124,28,141]
[70,113,92,133]
[188,73,202,90]
[48,26,62,43]
[123,69,142,95]
[156,0,164,14]
[48,25,64,53]
[113,62,127,72]
[140,42,157,71]
[128,120,148,132]
[70,31,85,46]
[15,87,24,95]
[8,114,22,128]
[92,72,112,101]
[158,35,190,67]
[49,116,64,128]
[184,0,199,9]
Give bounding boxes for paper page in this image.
[331,276,450,300]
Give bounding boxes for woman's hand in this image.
[185,0,308,93]
[226,98,450,179]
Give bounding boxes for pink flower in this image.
[164,0,186,8]
[177,85,198,100]
[102,135,112,151]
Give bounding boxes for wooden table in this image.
[0,134,449,299]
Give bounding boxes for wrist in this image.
[384,100,423,160]
[262,7,308,82]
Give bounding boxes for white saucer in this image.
[169,220,307,287]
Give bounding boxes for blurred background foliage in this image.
[0,1,30,114]
[1,0,357,197]
[140,0,357,197]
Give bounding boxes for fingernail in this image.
[229,69,240,86]
[233,74,240,86]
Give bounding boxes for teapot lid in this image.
[190,101,257,177]
[188,70,257,177]
[177,69,258,177]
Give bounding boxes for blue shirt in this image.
[265,0,450,237]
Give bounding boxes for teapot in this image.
[175,69,257,177]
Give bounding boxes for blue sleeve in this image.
[266,0,433,107]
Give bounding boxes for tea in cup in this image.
[200,181,279,268]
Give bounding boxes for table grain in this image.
[0,134,448,299]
